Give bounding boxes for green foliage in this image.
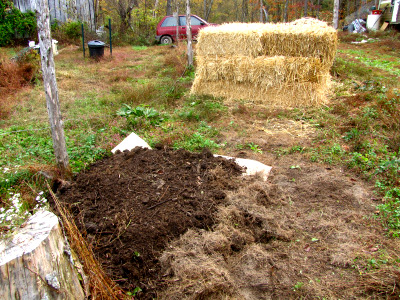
[62,21,83,39]
[173,132,221,152]
[0,0,36,46]
[237,142,263,154]
[293,281,304,291]
[51,20,91,44]
[177,96,227,122]
[117,104,165,129]
[0,125,107,175]
[377,188,400,237]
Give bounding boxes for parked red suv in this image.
[156,15,212,44]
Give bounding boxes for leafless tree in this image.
[242,0,248,22]
[333,0,340,29]
[35,0,70,178]
[304,0,308,17]
[203,0,214,21]
[284,0,289,22]
[166,0,172,15]
[186,0,193,66]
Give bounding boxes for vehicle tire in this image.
[160,35,173,45]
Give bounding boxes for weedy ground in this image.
[0,31,400,298]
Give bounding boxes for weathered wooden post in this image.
[186,0,193,67]
[35,0,70,178]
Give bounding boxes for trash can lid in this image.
[88,40,105,48]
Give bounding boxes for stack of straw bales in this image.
[191,18,337,107]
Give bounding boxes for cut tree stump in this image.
[0,210,84,299]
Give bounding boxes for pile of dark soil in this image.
[57,147,243,297]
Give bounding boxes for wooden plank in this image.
[380,21,389,30]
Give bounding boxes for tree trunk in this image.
[174,3,179,44]
[354,0,359,19]
[333,0,340,29]
[166,0,172,15]
[153,0,159,18]
[304,0,308,17]
[263,6,268,22]
[0,210,85,299]
[186,0,193,67]
[203,0,214,21]
[259,0,263,22]
[284,0,289,22]
[35,0,70,179]
[316,0,320,19]
[234,0,239,21]
[242,0,248,22]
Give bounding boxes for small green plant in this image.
[377,188,400,237]
[293,281,304,291]
[127,286,142,297]
[173,132,221,152]
[117,104,165,128]
[247,142,263,154]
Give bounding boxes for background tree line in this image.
[1,0,375,46]
[96,0,374,44]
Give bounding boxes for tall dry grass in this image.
[0,49,40,118]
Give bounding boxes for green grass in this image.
[132,46,148,51]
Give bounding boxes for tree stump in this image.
[0,210,85,299]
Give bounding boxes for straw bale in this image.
[196,55,328,86]
[197,19,337,67]
[191,77,330,107]
[197,23,266,57]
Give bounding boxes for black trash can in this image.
[88,40,105,58]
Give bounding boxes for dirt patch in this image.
[57,145,400,299]
[57,147,243,297]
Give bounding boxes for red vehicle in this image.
[156,15,213,44]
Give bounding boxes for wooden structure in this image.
[13,0,95,30]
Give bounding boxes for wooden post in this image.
[35,0,70,178]
[81,23,85,57]
[186,0,193,67]
[109,18,112,56]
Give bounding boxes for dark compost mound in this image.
[57,147,244,297]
